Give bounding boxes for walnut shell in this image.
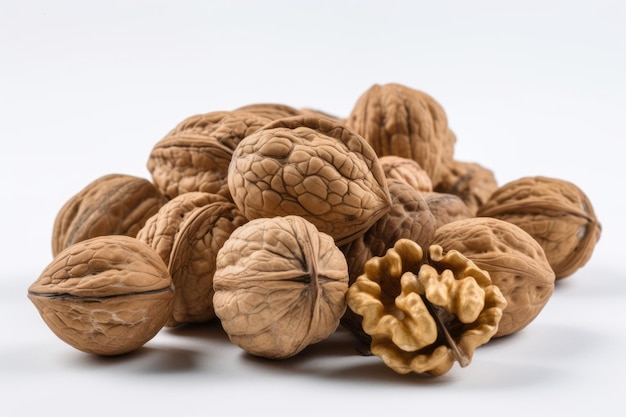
[228,114,392,246]
[213,215,349,359]
[136,191,240,325]
[422,191,473,230]
[147,111,272,200]
[346,239,506,376]
[379,155,433,193]
[346,83,456,187]
[235,103,302,120]
[430,217,555,337]
[476,176,601,279]
[28,235,174,355]
[435,160,498,215]
[52,173,167,257]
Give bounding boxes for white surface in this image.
[1,1,625,416]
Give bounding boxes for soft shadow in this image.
[164,320,232,345]
[80,345,202,374]
[554,266,626,298]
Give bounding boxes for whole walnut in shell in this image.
[346,239,507,376]
[228,114,392,246]
[147,110,272,200]
[235,103,302,120]
[346,83,456,187]
[213,215,349,359]
[422,191,473,230]
[476,176,601,279]
[435,160,498,215]
[137,191,246,326]
[28,235,174,356]
[379,155,433,193]
[430,217,555,337]
[52,173,167,256]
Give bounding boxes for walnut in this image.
[379,155,433,193]
[147,110,272,200]
[430,217,555,337]
[213,215,349,359]
[137,191,246,326]
[346,239,507,376]
[422,191,473,230]
[476,176,601,279]
[52,173,167,257]
[228,114,392,246]
[235,103,302,120]
[28,235,174,356]
[435,160,498,215]
[346,83,456,187]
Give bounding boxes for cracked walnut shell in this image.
[213,215,349,359]
[346,239,506,376]
[431,217,555,337]
[28,235,174,356]
[228,114,392,246]
[476,176,601,279]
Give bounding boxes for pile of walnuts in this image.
[28,83,602,376]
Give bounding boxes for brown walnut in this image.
[346,83,456,187]
[430,217,555,337]
[379,155,433,193]
[137,191,244,326]
[147,110,272,200]
[213,215,349,359]
[228,114,392,246]
[422,191,473,230]
[476,176,601,279]
[346,239,507,376]
[435,160,498,215]
[52,173,167,257]
[28,235,174,356]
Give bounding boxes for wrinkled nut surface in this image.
[346,239,506,376]
[52,173,167,256]
[422,191,474,230]
[137,191,237,326]
[213,215,349,359]
[346,83,456,187]
[435,160,498,215]
[228,114,392,246]
[147,111,272,200]
[28,235,174,356]
[235,103,302,121]
[379,155,433,193]
[431,217,555,337]
[477,176,601,279]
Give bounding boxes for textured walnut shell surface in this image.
[213,215,349,359]
[28,235,174,356]
[435,160,498,215]
[476,176,601,279]
[346,239,506,376]
[52,173,167,257]
[422,191,473,230]
[137,191,228,263]
[166,200,247,326]
[340,178,436,285]
[379,155,433,193]
[228,114,392,246]
[147,111,272,200]
[235,103,302,121]
[430,217,555,337]
[346,83,456,187]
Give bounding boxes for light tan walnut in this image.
[435,160,498,215]
[28,235,174,356]
[476,176,601,279]
[52,173,167,256]
[346,83,456,187]
[213,215,349,359]
[235,103,302,120]
[379,155,433,193]
[431,217,555,337]
[346,239,506,376]
[228,114,392,246]
[137,191,245,326]
[147,110,272,200]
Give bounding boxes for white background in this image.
[1,0,625,415]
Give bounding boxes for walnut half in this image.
[346,239,507,376]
